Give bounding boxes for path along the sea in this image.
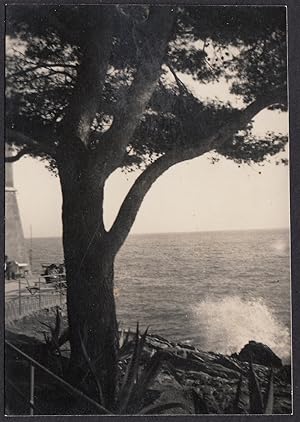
[5,276,66,324]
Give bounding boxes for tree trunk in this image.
[58,159,118,409]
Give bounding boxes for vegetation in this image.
[38,312,276,415]
[228,361,274,414]
[40,317,187,414]
[6,5,287,405]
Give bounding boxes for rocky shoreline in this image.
[5,309,292,415]
[139,334,291,414]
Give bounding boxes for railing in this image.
[5,274,67,323]
[26,273,67,309]
[5,340,111,415]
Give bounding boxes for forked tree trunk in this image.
[58,159,118,409]
[53,88,279,410]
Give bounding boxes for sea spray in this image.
[271,238,290,255]
[27,231,291,362]
[192,296,290,362]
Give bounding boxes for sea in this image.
[26,228,291,363]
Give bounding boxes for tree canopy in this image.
[6,5,287,171]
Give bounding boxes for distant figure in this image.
[44,264,59,284]
[6,260,19,280]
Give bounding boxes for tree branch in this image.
[168,62,191,97]
[107,139,213,255]
[5,146,32,162]
[107,89,287,254]
[60,8,114,148]
[7,63,77,80]
[210,89,288,150]
[6,128,56,157]
[106,153,182,255]
[99,7,175,173]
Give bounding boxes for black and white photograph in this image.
[3,3,294,416]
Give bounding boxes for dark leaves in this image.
[216,130,288,165]
[6,5,287,170]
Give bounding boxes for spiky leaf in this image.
[264,369,274,414]
[78,330,105,406]
[232,374,243,413]
[248,361,264,414]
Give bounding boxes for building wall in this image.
[5,145,29,267]
[5,189,29,265]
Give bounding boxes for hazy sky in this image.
[10,78,289,238]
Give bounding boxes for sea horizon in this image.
[25,226,290,240]
[25,228,291,362]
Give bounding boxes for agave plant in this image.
[79,323,187,414]
[39,315,184,414]
[248,360,274,414]
[40,308,69,349]
[40,315,276,416]
[229,360,274,414]
[39,307,69,376]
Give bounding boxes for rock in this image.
[236,340,282,368]
[277,365,291,384]
[214,355,246,374]
[177,342,196,351]
[7,318,291,415]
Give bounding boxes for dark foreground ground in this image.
[5,309,292,415]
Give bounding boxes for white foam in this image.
[271,238,289,254]
[192,296,291,361]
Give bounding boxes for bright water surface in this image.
[26,229,291,362]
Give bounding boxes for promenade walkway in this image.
[5,276,66,324]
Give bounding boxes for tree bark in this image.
[58,157,118,409]
[99,7,175,173]
[60,9,114,147]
